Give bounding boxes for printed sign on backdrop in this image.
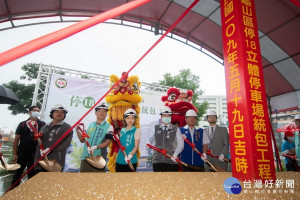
[44,74,164,171]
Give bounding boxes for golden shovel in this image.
[0,152,21,171]
[27,120,62,172]
[205,150,228,172]
[38,155,62,172]
[78,123,106,169]
[37,138,62,172]
[85,151,106,169]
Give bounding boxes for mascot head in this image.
[161,87,197,127]
[105,72,142,128]
[106,72,142,104]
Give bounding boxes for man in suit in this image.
[203,110,229,171]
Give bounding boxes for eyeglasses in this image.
[207,116,217,119]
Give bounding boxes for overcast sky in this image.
[0,20,226,132]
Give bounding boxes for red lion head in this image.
[161,87,197,127]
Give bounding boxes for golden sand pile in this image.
[1,172,299,199]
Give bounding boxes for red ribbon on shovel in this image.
[27,121,45,151]
[282,153,300,162]
[146,143,190,168]
[77,123,91,147]
[77,123,106,169]
[182,135,219,172]
[206,150,231,163]
[113,134,135,172]
[27,120,62,172]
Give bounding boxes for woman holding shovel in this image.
[34,103,73,173]
[115,109,140,172]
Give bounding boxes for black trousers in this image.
[153,163,179,172]
[285,163,297,171]
[116,163,137,172]
[11,152,36,188]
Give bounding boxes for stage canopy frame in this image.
[0,0,299,112]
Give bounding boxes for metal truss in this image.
[32,63,171,119]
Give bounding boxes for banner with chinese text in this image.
[44,74,163,171]
[220,0,276,181]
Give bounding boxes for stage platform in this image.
[1,172,299,199]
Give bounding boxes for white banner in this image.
[44,74,164,171]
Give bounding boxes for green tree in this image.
[3,63,40,115]
[20,63,39,80]
[157,68,208,119]
[3,63,68,115]
[3,81,35,115]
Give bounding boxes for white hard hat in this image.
[160,106,172,115]
[186,109,197,117]
[51,103,68,113]
[124,108,137,118]
[295,114,300,120]
[95,102,108,111]
[206,110,217,116]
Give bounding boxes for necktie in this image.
[210,126,214,140]
[164,126,168,133]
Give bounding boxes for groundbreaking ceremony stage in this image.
[1,172,299,199]
[0,1,299,199]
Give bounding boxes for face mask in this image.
[287,136,294,141]
[31,111,40,119]
[162,117,171,124]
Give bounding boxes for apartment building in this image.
[198,95,228,127]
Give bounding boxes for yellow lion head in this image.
[106,72,142,104]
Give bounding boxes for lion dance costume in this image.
[161,87,197,126]
[105,72,142,172]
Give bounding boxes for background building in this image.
[270,108,300,152]
[198,95,228,128]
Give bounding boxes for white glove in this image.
[201,153,207,162]
[40,148,50,156]
[171,157,178,163]
[125,154,133,163]
[146,141,151,149]
[282,150,290,155]
[219,154,225,162]
[87,146,97,155]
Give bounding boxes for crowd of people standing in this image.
[7,102,300,189]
